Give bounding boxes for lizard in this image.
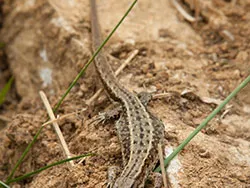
[90,0,165,187]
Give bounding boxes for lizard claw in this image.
[96,112,108,124]
[89,112,107,125]
[89,107,121,125]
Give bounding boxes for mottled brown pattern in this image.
[90,0,164,187]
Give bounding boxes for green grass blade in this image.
[0,76,14,105]
[53,0,138,113]
[6,153,93,184]
[155,75,250,172]
[0,181,10,188]
[0,42,5,49]
[6,0,137,184]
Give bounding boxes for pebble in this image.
[236,51,248,61]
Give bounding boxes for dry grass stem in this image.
[152,92,173,100]
[158,144,168,188]
[0,115,11,122]
[115,49,139,75]
[86,88,103,106]
[42,108,87,126]
[39,91,74,168]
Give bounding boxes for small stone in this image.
[236,51,248,61]
[158,71,169,80]
[154,61,166,71]
[211,53,218,62]
[77,91,83,97]
[155,83,162,90]
[119,52,127,59]
[141,64,149,74]
[166,59,183,70]
[233,69,241,79]
[146,73,153,78]
[80,84,88,92]
[125,39,135,45]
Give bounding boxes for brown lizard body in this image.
[90,1,164,187]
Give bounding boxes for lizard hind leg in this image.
[106,114,131,187]
[146,172,164,188]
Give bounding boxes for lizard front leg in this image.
[92,91,153,124]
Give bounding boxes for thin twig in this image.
[42,108,87,126]
[221,30,235,41]
[86,49,139,105]
[0,115,11,122]
[39,91,74,168]
[115,49,139,75]
[152,92,173,100]
[86,88,103,106]
[158,144,168,188]
[171,0,196,22]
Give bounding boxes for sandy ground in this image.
[0,0,250,187]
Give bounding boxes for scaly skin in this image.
[90,1,164,187]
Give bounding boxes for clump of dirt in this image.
[0,0,250,187]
